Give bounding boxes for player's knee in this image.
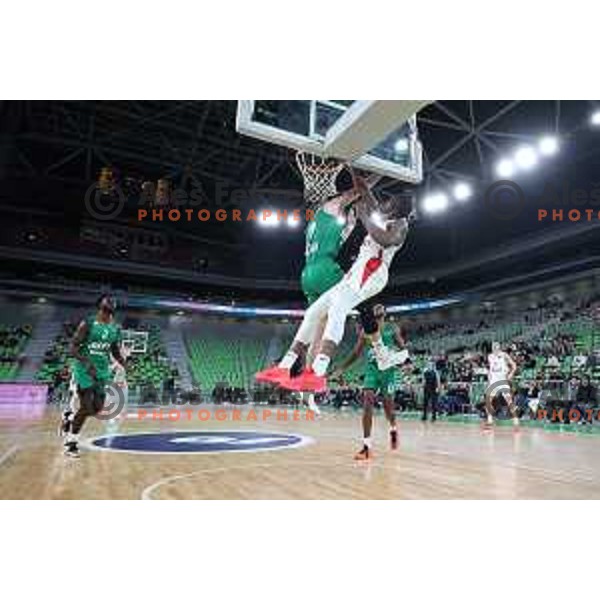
[90,392,106,415]
[325,305,347,343]
[363,391,375,408]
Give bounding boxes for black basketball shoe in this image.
[64,441,80,459]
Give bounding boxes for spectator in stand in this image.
[562,376,580,424]
[576,376,597,424]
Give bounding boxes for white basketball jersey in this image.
[357,234,400,269]
[488,352,509,380]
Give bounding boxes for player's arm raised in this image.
[362,206,408,248]
[326,170,382,216]
[70,320,96,381]
[352,176,408,247]
[351,170,378,214]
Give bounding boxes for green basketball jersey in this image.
[363,322,403,392]
[304,209,344,266]
[366,323,397,366]
[72,316,122,388]
[301,209,346,303]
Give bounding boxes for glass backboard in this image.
[236,100,428,183]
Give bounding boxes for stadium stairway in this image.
[16,310,63,382]
[162,324,194,390]
[264,326,287,365]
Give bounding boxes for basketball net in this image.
[295,151,346,208]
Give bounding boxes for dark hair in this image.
[96,294,115,312]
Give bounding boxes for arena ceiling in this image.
[1,100,600,301]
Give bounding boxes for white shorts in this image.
[294,250,391,348]
[318,261,389,317]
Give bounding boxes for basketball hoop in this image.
[295,151,346,207]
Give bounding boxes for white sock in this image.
[363,437,372,448]
[305,393,320,414]
[390,425,397,432]
[66,433,79,444]
[278,351,298,370]
[311,354,330,377]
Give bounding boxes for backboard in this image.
[236,100,429,184]
[121,330,148,354]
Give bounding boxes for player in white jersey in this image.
[486,342,519,426]
[276,174,413,393]
[107,348,129,425]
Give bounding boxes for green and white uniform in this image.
[72,316,122,390]
[363,323,402,395]
[301,209,345,305]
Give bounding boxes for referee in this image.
[422,359,440,422]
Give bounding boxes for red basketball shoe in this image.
[255,365,289,384]
[279,367,327,393]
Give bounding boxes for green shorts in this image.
[73,362,110,391]
[301,260,344,305]
[363,361,400,396]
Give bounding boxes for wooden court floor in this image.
[1,404,600,499]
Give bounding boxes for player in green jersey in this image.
[294,189,360,414]
[301,206,348,306]
[255,183,360,400]
[258,173,385,377]
[334,304,408,460]
[61,294,126,458]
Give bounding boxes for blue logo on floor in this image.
[89,431,311,454]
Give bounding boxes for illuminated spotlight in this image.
[538,136,559,156]
[514,145,538,170]
[453,182,472,201]
[591,110,600,126]
[394,138,409,153]
[371,211,386,228]
[286,216,300,227]
[259,210,279,227]
[496,158,515,178]
[422,193,449,215]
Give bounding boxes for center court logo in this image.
[87,430,312,454]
